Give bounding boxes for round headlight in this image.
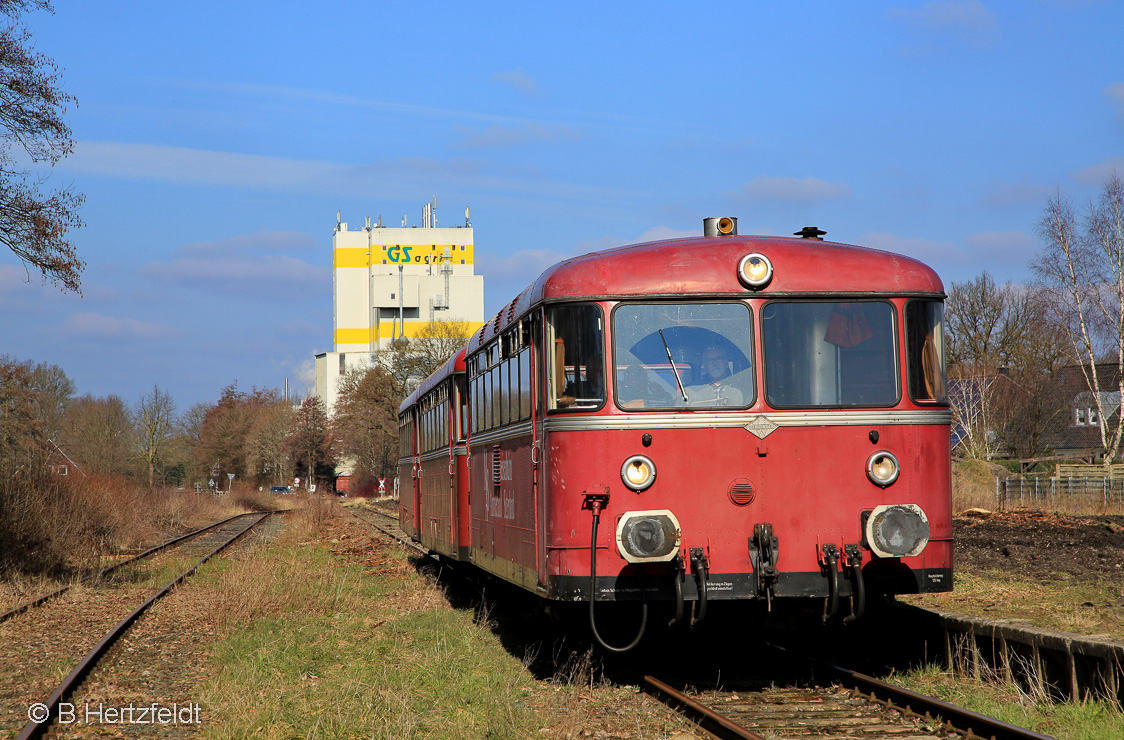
[865,504,929,558]
[737,253,773,289]
[615,509,681,563]
[621,455,657,492]
[866,451,900,487]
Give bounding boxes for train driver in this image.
[682,345,743,407]
[559,351,604,408]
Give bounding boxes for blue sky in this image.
[1,1,1121,410]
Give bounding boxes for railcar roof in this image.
[467,234,943,354]
[399,346,465,413]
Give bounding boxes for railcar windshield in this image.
[613,302,754,410]
[762,301,898,408]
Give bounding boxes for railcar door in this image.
[397,408,419,539]
[451,375,471,560]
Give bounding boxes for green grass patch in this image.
[199,534,542,739]
[894,664,1124,740]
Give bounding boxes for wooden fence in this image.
[996,475,1124,512]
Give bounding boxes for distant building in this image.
[314,200,486,417]
[1040,362,1122,460]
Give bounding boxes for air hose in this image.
[822,544,840,624]
[843,546,866,625]
[587,497,648,652]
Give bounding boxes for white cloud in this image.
[963,231,1039,262]
[61,141,639,205]
[141,231,329,297]
[294,357,317,395]
[492,70,538,95]
[145,253,326,286]
[1073,157,1124,185]
[60,312,175,341]
[742,176,850,203]
[859,231,967,268]
[176,230,318,256]
[477,247,575,284]
[63,141,342,190]
[0,264,114,311]
[1106,82,1124,109]
[455,122,584,149]
[888,1,999,46]
[984,181,1054,207]
[634,226,698,243]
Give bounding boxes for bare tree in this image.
[285,396,334,490]
[946,272,1018,375]
[373,318,472,397]
[0,1,84,292]
[60,394,133,475]
[134,385,176,487]
[245,401,294,485]
[1033,173,1124,465]
[333,365,400,482]
[0,355,46,477]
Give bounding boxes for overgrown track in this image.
[348,505,427,556]
[0,512,261,623]
[642,645,1061,740]
[14,512,276,740]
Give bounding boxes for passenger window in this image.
[547,305,605,411]
[906,300,947,404]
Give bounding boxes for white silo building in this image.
[315,199,485,416]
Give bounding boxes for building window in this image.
[1089,407,1099,426]
[1076,408,1087,426]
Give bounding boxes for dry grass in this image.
[197,504,698,740]
[953,458,1009,512]
[899,642,1124,740]
[952,459,1124,515]
[905,570,1124,641]
[0,472,285,615]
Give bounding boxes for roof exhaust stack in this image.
[703,216,737,236]
[795,226,826,240]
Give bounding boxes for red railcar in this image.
[398,219,951,649]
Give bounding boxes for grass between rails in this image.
[195,504,687,740]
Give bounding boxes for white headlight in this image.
[866,451,900,487]
[737,253,773,289]
[621,455,657,492]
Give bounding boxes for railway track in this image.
[9,511,276,740]
[0,512,266,624]
[642,656,1060,740]
[348,504,427,555]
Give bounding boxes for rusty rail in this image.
[0,512,255,623]
[642,675,767,740]
[15,512,273,740]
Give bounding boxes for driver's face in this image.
[704,351,728,377]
